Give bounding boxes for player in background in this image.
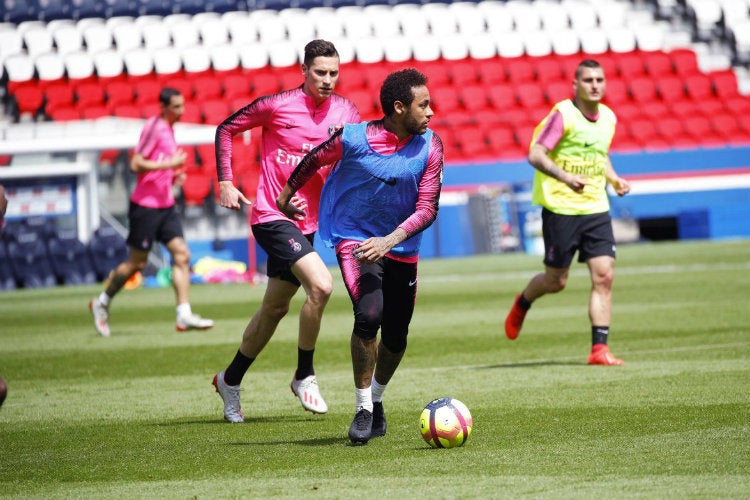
[89,88,214,337]
[211,40,360,423]
[277,68,444,444]
[504,59,631,365]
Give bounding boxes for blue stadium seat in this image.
[0,240,18,291]
[136,0,172,16]
[47,228,97,285]
[1,0,36,23]
[36,0,70,21]
[71,0,103,19]
[88,225,128,281]
[7,232,58,288]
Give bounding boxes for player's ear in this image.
[393,100,406,116]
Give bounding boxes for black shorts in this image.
[251,220,316,286]
[126,202,183,252]
[541,208,616,268]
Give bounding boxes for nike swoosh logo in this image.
[584,142,594,147]
[285,123,299,129]
[371,174,396,186]
[409,279,417,286]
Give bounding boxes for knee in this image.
[546,275,567,293]
[382,333,407,353]
[308,276,333,307]
[353,310,381,340]
[263,301,290,322]
[593,268,614,290]
[172,247,190,267]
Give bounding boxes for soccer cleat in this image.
[212,371,244,423]
[348,408,373,444]
[371,401,387,438]
[176,313,214,332]
[504,293,527,340]
[290,374,328,414]
[89,298,110,337]
[587,345,625,366]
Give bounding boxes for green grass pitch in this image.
[1,239,748,498]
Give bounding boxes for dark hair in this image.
[303,39,339,67]
[379,68,428,117]
[575,59,603,78]
[159,87,181,106]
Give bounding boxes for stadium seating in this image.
[6,231,58,288]
[47,228,98,285]
[87,226,128,282]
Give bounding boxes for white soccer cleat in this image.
[212,371,244,423]
[89,298,110,337]
[290,374,328,414]
[176,313,214,332]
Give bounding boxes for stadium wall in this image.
[192,145,750,268]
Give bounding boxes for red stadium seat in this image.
[112,104,142,119]
[603,78,630,106]
[163,76,192,98]
[449,60,479,87]
[454,124,491,160]
[75,81,106,108]
[249,70,280,96]
[50,106,81,121]
[105,80,135,110]
[617,53,646,80]
[506,57,535,83]
[545,80,572,104]
[12,85,45,116]
[460,85,490,112]
[192,75,223,101]
[182,172,213,206]
[201,99,230,124]
[627,117,659,147]
[196,144,217,169]
[709,69,740,98]
[628,76,658,102]
[669,48,699,76]
[431,86,462,114]
[643,51,674,77]
[134,79,162,105]
[641,100,670,120]
[347,88,378,120]
[488,85,517,109]
[657,75,686,101]
[223,74,252,101]
[420,60,452,88]
[476,58,506,85]
[43,82,75,116]
[534,57,564,82]
[486,123,516,152]
[515,82,546,109]
[684,74,714,100]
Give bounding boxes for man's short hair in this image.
[159,87,181,106]
[575,59,603,79]
[303,39,339,67]
[379,68,428,117]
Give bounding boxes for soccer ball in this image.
[419,397,473,448]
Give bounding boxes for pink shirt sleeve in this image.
[215,96,274,182]
[535,109,564,150]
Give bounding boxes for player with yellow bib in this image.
[504,59,631,365]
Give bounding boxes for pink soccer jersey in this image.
[216,87,360,235]
[130,116,178,209]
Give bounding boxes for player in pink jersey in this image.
[211,40,360,423]
[89,88,214,337]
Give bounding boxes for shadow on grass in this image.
[229,437,347,446]
[477,360,584,369]
[155,414,322,426]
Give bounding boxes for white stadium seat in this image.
[64,50,96,80]
[383,36,413,63]
[440,33,470,60]
[411,34,442,62]
[238,42,269,70]
[123,47,155,77]
[209,43,240,72]
[182,45,211,73]
[52,25,84,56]
[608,26,638,53]
[82,24,113,54]
[170,20,200,49]
[579,28,610,54]
[35,51,66,81]
[268,40,299,67]
[467,33,498,60]
[354,37,385,64]
[112,23,143,54]
[142,21,171,50]
[93,48,125,78]
[23,26,54,58]
[153,46,182,75]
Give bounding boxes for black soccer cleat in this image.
[371,402,387,438]
[348,408,373,444]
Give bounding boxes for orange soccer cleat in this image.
[588,345,625,366]
[504,294,528,340]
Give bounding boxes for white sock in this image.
[371,375,386,403]
[355,387,373,413]
[176,303,192,319]
[98,292,111,307]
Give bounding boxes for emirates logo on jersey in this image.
[289,238,302,253]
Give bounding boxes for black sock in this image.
[295,347,315,380]
[224,350,255,386]
[518,293,532,311]
[592,326,609,346]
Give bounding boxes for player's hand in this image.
[173,169,186,187]
[219,180,252,211]
[611,176,631,196]
[565,173,589,193]
[170,149,187,168]
[352,237,391,264]
[276,194,307,221]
